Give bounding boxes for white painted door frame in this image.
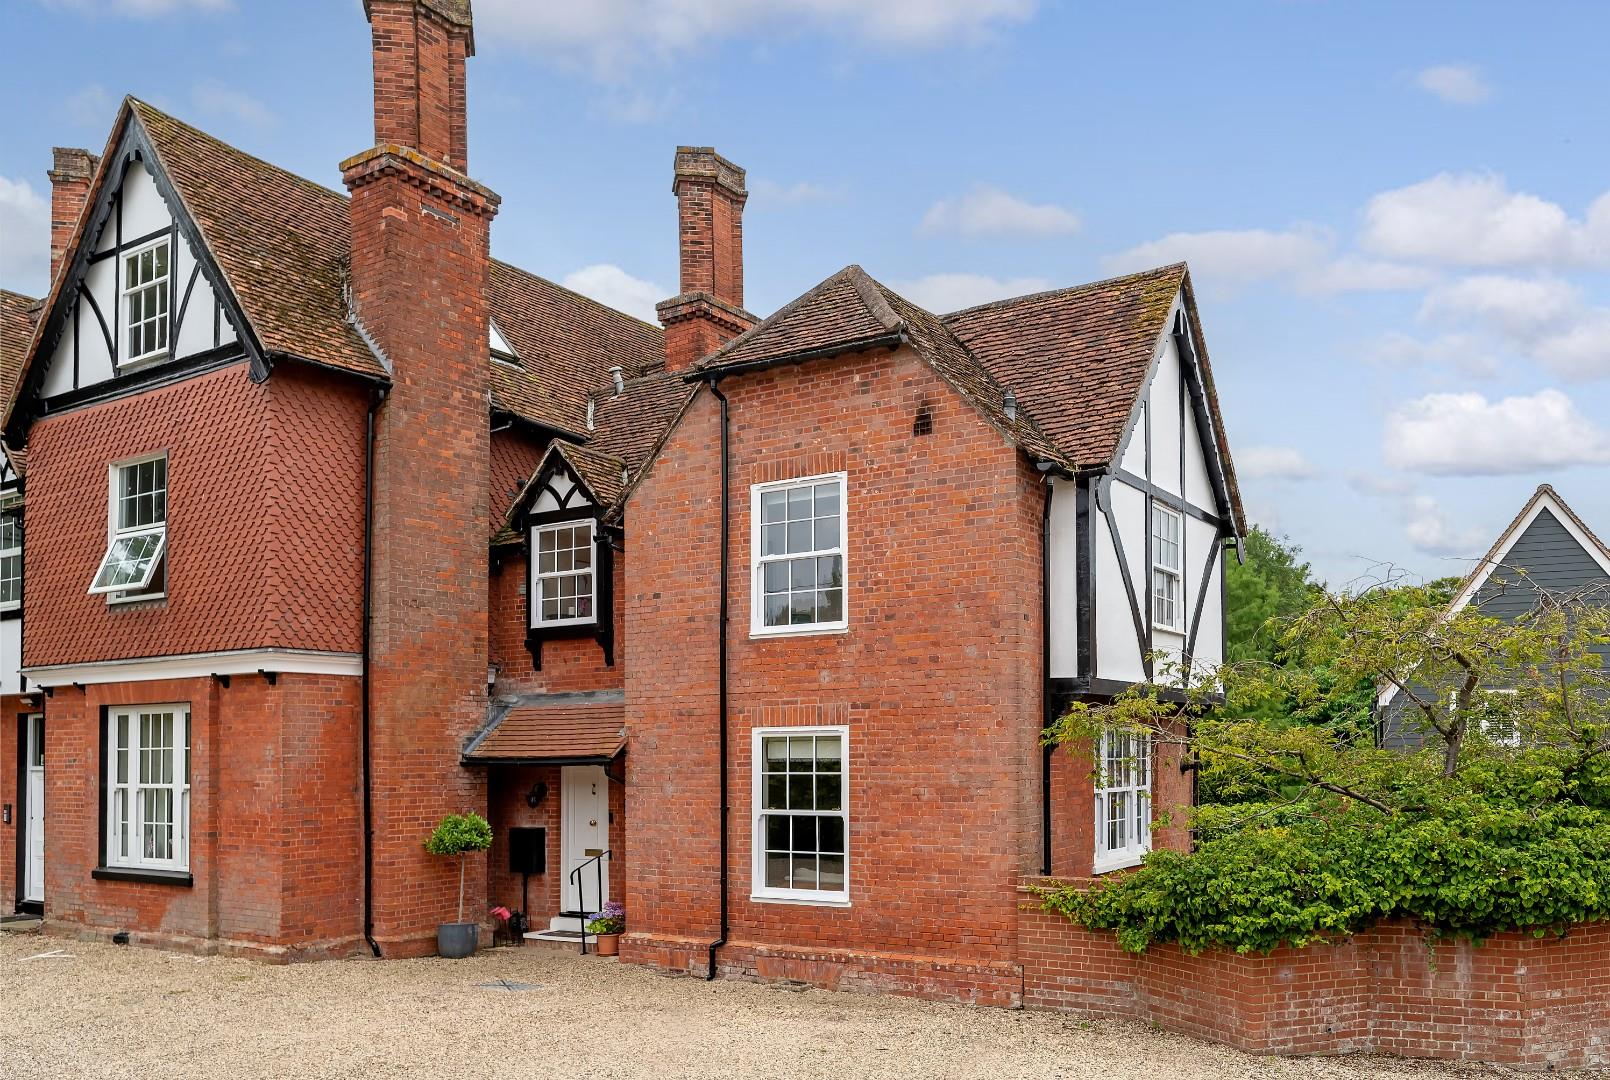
[559,765,610,915]
[23,713,44,905]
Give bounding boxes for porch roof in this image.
[463,697,626,766]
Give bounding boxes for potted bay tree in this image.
[425,811,494,959]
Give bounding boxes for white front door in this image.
[560,765,609,914]
[23,714,44,904]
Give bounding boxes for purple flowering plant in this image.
[585,900,625,935]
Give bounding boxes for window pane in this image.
[765,815,789,850]
[786,520,812,552]
[814,736,842,772]
[818,854,845,891]
[761,524,786,557]
[763,775,787,811]
[763,594,789,627]
[788,736,814,772]
[790,815,816,853]
[766,853,791,889]
[788,774,812,810]
[762,562,788,593]
[786,487,812,519]
[788,594,816,625]
[760,490,787,524]
[791,855,818,890]
[818,815,845,854]
[789,559,816,591]
[813,517,838,550]
[817,589,843,624]
[763,738,787,770]
[813,483,839,516]
[814,773,841,812]
[816,555,840,588]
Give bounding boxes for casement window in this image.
[1094,729,1151,873]
[0,505,20,612]
[1150,504,1184,633]
[533,520,595,626]
[751,473,846,636]
[122,238,170,364]
[752,727,849,904]
[90,454,167,599]
[105,704,191,873]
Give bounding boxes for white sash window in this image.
[1094,729,1151,874]
[106,705,191,872]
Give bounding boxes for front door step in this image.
[546,912,588,935]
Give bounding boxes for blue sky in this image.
[4,0,1609,587]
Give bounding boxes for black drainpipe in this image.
[705,378,731,981]
[1040,476,1054,876]
[361,385,387,958]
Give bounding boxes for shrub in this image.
[425,812,493,923]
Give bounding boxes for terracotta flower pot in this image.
[594,932,620,957]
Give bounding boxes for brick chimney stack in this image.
[657,147,757,372]
[342,0,499,958]
[363,0,473,171]
[48,147,100,282]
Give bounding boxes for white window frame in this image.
[1093,729,1152,875]
[751,725,850,906]
[0,499,20,612]
[90,452,168,601]
[531,518,597,628]
[749,472,848,638]
[1150,503,1184,633]
[104,703,191,873]
[1455,687,1522,748]
[121,236,171,366]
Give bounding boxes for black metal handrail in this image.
[568,849,611,954]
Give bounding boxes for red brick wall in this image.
[623,345,1045,985]
[1048,732,1191,878]
[1,699,26,909]
[22,362,367,667]
[344,149,497,956]
[37,674,362,958]
[1019,903,1610,1069]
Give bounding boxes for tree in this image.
[425,812,494,924]
[1039,576,1610,953]
[1223,526,1320,665]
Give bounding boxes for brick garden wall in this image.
[1018,897,1610,1069]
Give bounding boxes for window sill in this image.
[1091,853,1146,876]
[92,866,193,887]
[750,893,852,909]
[750,624,849,641]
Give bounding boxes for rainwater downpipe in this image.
[706,378,731,981]
[361,385,387,958]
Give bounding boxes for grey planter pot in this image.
[437,922,478,959]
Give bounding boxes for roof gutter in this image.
[684,331,907,383]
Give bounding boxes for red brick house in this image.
[0,0,1244,991]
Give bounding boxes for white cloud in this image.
[190,80,275,127]
[1296,255,1438,295]
[1103,226,1329,292]
[1383,389,1610,476]
[40,0,230,14]
[1236,446,1317,481]
[475,0,1037,75]
[1402,494,1487,555]
[1419,275,1610,380]
[594,87,678,124]
[561,264,666,322]
[1346,472,1415,498]
[1360,173,1604,268]
[1416,64,1492,105]
[890,272,1052,313]
[0,175,51,295]
[751,178,839,206]
[918,186,1080,239]
[1364,332,1501,379]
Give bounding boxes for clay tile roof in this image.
[489,261,666,438]
[128,100,666,448]
[463,699,626,764]
[941,263,1186,468]
[129,100,385,380]
[0,291,39,478]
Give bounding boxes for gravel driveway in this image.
[0,931,1513,1079]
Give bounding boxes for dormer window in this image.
[123,238,170,364]
[533,520,595,626]
[90,453,167,600]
